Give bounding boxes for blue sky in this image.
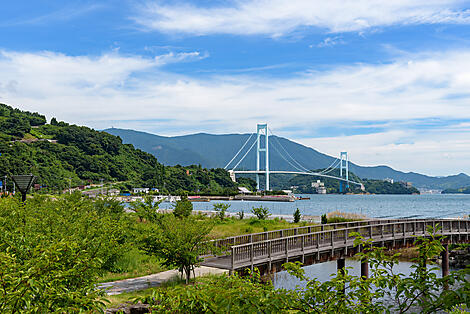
[1,0,470,176]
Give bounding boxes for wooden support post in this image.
[268,241,272,273]
[442,243,449,290]
[361,258,369,279]
[250,243,254,272]
[231,246,235,276]
[285,238,288,262]
[337,258,346,294]
[301,235,305,264]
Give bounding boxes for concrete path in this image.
[98,266,228,295]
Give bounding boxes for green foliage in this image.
[136,226,470,313]
[293,208,301,223]
[0,194,132,312]
[321,213,328,224]
[237,210,244,220]
[173,195,193,218]
[141,215,214,284]
[136,269,294,313]
[0,104,244,195]
[130,196,163,223]
[213,202,230,220]
[251,206,270,220]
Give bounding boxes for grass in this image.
[209,216,314,238]
[97,248,168,283]
[104,274,214,308]
[326,210,367,222]
[104,287,156,308]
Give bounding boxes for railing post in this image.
[250,243,254,272]
[317,233,320,260]
[381,225,384,238]
[268,241,272,273]
[285,238,289,262]
[369,226,372,239]
[301,235,305,264]
[231,246,235,275]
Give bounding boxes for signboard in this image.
[11,175,36,194]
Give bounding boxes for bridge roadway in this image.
[231,170,363,186]
[201,218,470,275]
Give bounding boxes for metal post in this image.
[361,258,369,279]
[442,243,449,290]
[337,258,346,294]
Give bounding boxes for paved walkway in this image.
[97,266,229,295]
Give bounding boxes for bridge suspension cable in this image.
[318,158,341,175]
[270,142,308,173]
[231,138,257,170]
[268,127,313,173]
[224,133,255,170]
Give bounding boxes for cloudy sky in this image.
[1,0,470,176]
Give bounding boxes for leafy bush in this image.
[321,213,328,224]
[237,210,245,220]
[173,195,193,218]
[251,206,270,220]
[0,194,129,312]
[213,202,230,220]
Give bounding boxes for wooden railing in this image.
[210,218,426,252]
[228,219,470,270]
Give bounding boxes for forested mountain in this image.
[104,128,470,190]
[0,104,247,194]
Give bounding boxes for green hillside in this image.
[105,128,470,190]
[0,104,249,194]
[240,169,420,194]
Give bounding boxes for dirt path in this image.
[98,266,229,295]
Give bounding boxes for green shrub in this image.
[173,195,193,218]
[321,213,328,224]
[293,208,301,223]
[251,206,270,220]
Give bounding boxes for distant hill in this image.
[0,104,243,195]
[104,128,470,190]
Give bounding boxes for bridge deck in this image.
[202,219,470,271]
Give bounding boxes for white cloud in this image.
[154,51,208,65]
[315,36,345,48]
[133,0,470,36]
[1,49,470,175]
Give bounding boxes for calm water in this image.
[159,194,470,219]
[273,259,443,290]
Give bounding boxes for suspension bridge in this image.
[224,123,364,192]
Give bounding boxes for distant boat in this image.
[297,197,310,200]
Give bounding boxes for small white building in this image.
[132,187,149,194]
[312,180,327,194]
[238,187,252,194]
[385,178,394,184]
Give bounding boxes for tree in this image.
[251,206,270,220]
[0,194,128,312]
[213,202,230,220]
[141,215,214,284]
[293,208,301,223]
[173,195,193,218]
[321,213,328,224]
[130,196,162,223]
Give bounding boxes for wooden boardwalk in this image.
[202,219,470,273]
